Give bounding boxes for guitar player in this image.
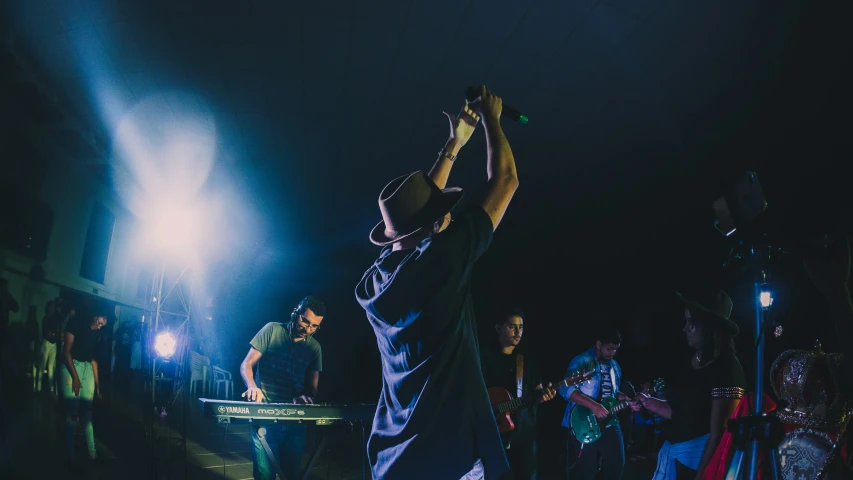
[480,309,557,480]
[559,325,630,480]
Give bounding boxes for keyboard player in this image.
[240,296,326,480]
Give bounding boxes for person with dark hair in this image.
[239,295,325,480]
[559,325,629,480]
[480,309,556,479]
[355,86,518,480]
[61,310,108,464]
[633,289,746,479]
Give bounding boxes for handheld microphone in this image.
[465,87,528,125]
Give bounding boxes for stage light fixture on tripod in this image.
[154,331,178,358]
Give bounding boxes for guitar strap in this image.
[610,364,617,399]
[595,362,603,402]
[516,354,524,399]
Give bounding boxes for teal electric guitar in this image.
[570,377,664,444]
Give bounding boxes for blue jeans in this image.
[61,360,96,460]
[251,422,307,480]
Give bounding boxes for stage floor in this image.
[0,370,655,479]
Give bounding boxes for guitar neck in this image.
[608,400,633,415]
[494,371,592,415]
[495,396,532,414]
[553,376,581,390]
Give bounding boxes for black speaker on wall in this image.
[80,201,115,285]
[0,190,54,262]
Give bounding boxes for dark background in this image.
[2,0,851,469]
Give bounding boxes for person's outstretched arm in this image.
[472,86,518,230]
[428,104,481,189]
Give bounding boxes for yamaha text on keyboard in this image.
[199,398,375,425]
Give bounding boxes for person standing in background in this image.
[36,302,61,395]
[0,278,20,362]
[62,310,107,465]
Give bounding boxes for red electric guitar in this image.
[489,370,594,433]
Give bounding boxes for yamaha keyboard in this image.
[199,398,375,425]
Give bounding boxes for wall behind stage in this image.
[0,101,146,334]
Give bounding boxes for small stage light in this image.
[154,332,177,358]
[759,291,773,309]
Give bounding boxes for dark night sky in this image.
[3,0,851,453]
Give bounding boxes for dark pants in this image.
[505,417,538,480]
[566,424,624,480]
[251,422,307,480]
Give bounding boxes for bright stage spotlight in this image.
[154,331,178,358]
[759,290,773,309]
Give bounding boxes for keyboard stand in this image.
[297,420,368,480]
[299,435,329,480]
[257,426,289,480]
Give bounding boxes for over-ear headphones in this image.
[290,296,313,344]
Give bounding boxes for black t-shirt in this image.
[666,352,747,443]
[480,343,543,446]
[66,317,101,363]
[356,206,510,480]
[249,322,323,403]
[480,343,543,405]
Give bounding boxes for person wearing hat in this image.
[355,86,518,480]
[633,289,747,480]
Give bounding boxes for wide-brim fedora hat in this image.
[675,288,740,336]
[369,171,464,246]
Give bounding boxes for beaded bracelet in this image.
[711,387,746,399]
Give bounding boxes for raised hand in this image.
[466,85,503,124]
[443,104,481,148]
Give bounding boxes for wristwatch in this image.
[438,148,457,162]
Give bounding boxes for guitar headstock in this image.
[562,369,595,388]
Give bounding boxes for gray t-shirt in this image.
[250,322,322,403]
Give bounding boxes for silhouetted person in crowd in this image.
[25,308,40,381]
[0,278,20,361]
[114,318,139,389]
[37,300,61,395]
